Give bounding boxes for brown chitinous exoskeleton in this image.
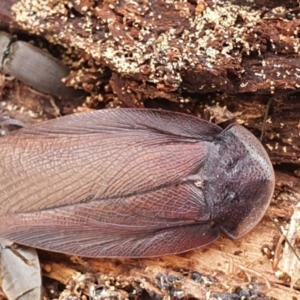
[0,109,275,257]
[0,31,85,99]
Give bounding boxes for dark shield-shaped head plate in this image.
[203,124,275,239]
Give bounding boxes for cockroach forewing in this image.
[0,109,222,257]
[0,184,220,257]
[11,108,222,138]
[0,109,221,213]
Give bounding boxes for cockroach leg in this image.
[272,233,285,271]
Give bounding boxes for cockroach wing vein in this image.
[0,183,219,257]
[0,110,222,257]
[0,109,221,213]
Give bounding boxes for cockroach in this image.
[0,31,85,99]
[0,109,275,257]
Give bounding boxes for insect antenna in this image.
[266,212,300,265]
[260,93,300,266]
[259,95,274,141]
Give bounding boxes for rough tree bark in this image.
[0,0,300,299]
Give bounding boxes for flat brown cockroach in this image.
[0,109,274,257]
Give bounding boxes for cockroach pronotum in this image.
[0,109,275,257]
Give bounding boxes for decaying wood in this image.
[0,0,300,299]
[1,0,300,99]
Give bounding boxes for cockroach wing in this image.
[203,124,275,239]
[0,109,221,213]
[0,109,222,257]
[0,183,220,257]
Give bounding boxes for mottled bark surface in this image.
[0,0,300,299]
